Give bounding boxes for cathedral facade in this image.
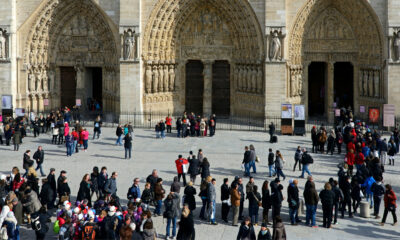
[0,0,397,121]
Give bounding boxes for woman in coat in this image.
[381,184,397,226]
[26,167,39,194]
[272,216,286,240]
[183,182,196,211]
[319,182,335,228]
[177,205,195,240]
[22,188,41,223]
[188,153,200,184]
[237,216,256,240]
[200,158,210,181]
[262,180,272,225]
[12,130,21,151]
[274,151,286,181]
[77,174,91,206]
[345,149,355,176]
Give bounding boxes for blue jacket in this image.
[362,146,370,158]
[362,176,376,194]
[128,184,141,200]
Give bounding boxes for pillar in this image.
[203,60,213,116]
[38,95,44,112]
[326,62,334,123]
[75,66,85,109]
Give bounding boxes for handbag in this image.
[60,194,69,204]
[255,156,260,163]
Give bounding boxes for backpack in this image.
[82,225,96,240]
[304,154,313,164]
[31,215,41,232]
[53,220,60,234]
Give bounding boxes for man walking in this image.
[269,122,275,143]
[299,148,313,178]
[293,146,302,172]
[268,149,275,177]
[243,146,251,177]
[33,146,45,177]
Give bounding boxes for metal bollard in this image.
[360,201,370,218]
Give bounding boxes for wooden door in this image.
[60,67,77,108]
[185,60,204,116]
[212,60,230,117]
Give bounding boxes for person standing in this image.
[270,178,283,224]
[12,129,21,151]
[22,150,34,178]
[236,177,245,221]
[268,149,275,177]
[154,178,165,216]
[268,122,275,143]
[371,176,385,219]
[231,182,241,226]
[183,181,196,212]
[175,155,188,186]
[188,152,200,184]
[176,117,182,138]
[164,191,180,239]
[159,120,166,139]
[165,115,172,133]
[33,146,45,177]
[303,181,318,228]
[249,145,257,174]
[319,182,335,228]
[274,151,286,181]
[207,178,218,225]
[81,128,89,152]
[311,126,318,153]
[47,168,56,209]
[287,179,301,225]
[380,184,397,226]
[177,204,195,240]
[77,174,91,206]
[327,129,336,155]
[299,148,313,178]
[248,185,262,226]
[115,125,123,146]
[257,223,272,240]
[331,180,343,225]
[104,172,118,200]
[243,146,251,177]
[221,178,230,223]
[388,139,396,165]
[341,176,353,218]
[261,180,272,225]
[71,128,79,153]
[124,133,133,159]
[236,216,256,240]
[272,216,286,240]
[293,146,302,172]
[93,116,102,139]
[98,167,108,198]
[65,132,73,157]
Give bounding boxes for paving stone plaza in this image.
[1,127,399,239]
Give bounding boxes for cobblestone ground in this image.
[1,128,399,239]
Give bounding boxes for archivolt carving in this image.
[289,0,384,66]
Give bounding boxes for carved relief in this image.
[121,27,139,61]
[288,65,303,98]
[168,63,175,91]
[0,28,9,60]
[368,70,374,97]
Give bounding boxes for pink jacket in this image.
[64,123,70,136]
[81,130,89,140]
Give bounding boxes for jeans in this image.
[116,136,122,145]
[166,217,177,237]
[374,196,382,216]
[300,164,312,178]
[276,168,285,180]
[154,200,162,215]
[268,165,275,177]
[249,205,259,224]
[125,146,132,159]
[161,130,165,138]
[244,163,250,176]
[73,140,78,153]
[250,161,256,173]
[380,151,387,165]
[200,198,208,219]
[83,140,88,150]
[35,163,45,176]
[177,128,181,138]
[208,200,216,223]
[306,204,317,226]
[178,173,187,186]
[66,144,73,156]
[289,207,299,224]
[366,192,374,208]
[156,131,160,138]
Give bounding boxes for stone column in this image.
[38,95,44,112]
[203,60,213,116]
[75,65,85,109]
[326,62,334,123]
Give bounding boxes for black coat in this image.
[221,183,230,201]
[188,157,200,176]
[123,135,132,148]
[268,153,275,166]
[287,184,299,209]
[184,186,197,211]
[341,180,352,202]
[257,229,272,240]
[200,162,210,179]
[90,173,99,192]
[116,127,123,137]
[33,150,44,165]
[243,150,251,164]
[319,189,335,206]
[23,153,34,170]
[47,174,56,192]
[177,212,195,240]
[39,182,54,205]
[262,187,272,209]
[237,222,256,240]
[248,191,262,208]
[270,181,283,207]
[58,182,70,197]
[77,181,91,202]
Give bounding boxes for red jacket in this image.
[384,189,397,208]
[71,131,79,140]
[355,152,365,165]
[12,179,25,191]
[345,152,355,166]
[166,117,172,126]
[175,158,188,174]
[347,142,355,152]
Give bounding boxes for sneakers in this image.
[311,225,318,228]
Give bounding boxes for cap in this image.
[61,170,67,174]
[50,168,55,172]
[261,223,267,228]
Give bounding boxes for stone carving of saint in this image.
[42,70,48,91]
[359,71,363,96]
[251,66,257,93]
[297,71,303,96]
[269,31,281,61]
[290,70,297,97]
[244,66,250,92]
[368,71,374,97]
[363,70,368,97]
[257,66,263,94]
[393,31,400,61]
[374,71,380,98]
[0,31,5,59]
[158,65,164,92]
[233,67,239,90]
[152,65,159,93]
[168,64,175,91]
[238,66,244,91]
[163,65,169,92]
[28,73,35,91]
[145,64,152,93]
[123,32,135,60]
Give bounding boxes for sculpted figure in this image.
[145,64,152,93]
[238,66,244,91]
[0,31,5,59]
[123,32,134,60]
[28,73,35,91]
[158,65,164,92]
[297,71,303,96]
[152,65,159,93]
[168,64,175,91]
[359,72,363,96]
[257,66,263,94]
[394,31,400,61]
[362,71,368,97]
[269,31,281,61]
[374,71,380,98]
[368,71,374,97]
[233,67,238,90]
[163,65,169,92]
[251,66,257,93]
[290,70,297,97]
[42,70,48,91]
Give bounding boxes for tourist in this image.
[248,185,262,225]
[319,182,335,228]
[71,128,79,153]
[0,122,4,145]
[141,182,152,211]
[220,178,230,223]
[362,175,376,209]
[93,115,102,139]
[153,178,165,216]
[341,176,353,218]
[311,126,318,153]
[268,149,275,177]
[52,125,59,144]
[272,216,286,240]
[207,178,217,225]
[170,176,181,194]
[299,148,313,178]
[164,191,180,239]
[177,204,195,240]
[293,146,302,172]
[199,178,209,220]
[243,146,251,177]
[372,176,385,219]
[39,178,53,210]
[183,181,196,212]
[81,128,89,152]
[274,151,285,181]
[270,178,283,224]
[345,149,355,176]
[304,180,318,228]
[269,122,275,143]
[257,223,272,240]
[380,184,397,226]
[249,144,257,174]
[98,166,108,198]
[237,216,256,240]
[124,132,133,159]
[231,182,241,226]
[261,180,271,225]
[46,168,57,209]
[104,172,118,200]
[388,139,396,165]
[127,177,141,201]
[175,155,188,186]
[90,167,100,200]
[200,158,210,182]
[165,115,172,133]
[65,131,73,157]
[31,207,49,240]
[318,128,327,154]
[330,179,343,224]
[33,146,45,177]
[12,129,21,151]
[22,150,33,178]
[380,138,388,165]
[116,124,123,146]
[176,117,182,138]
[188,151,200,184]
[287,179,300,225]
[77,174,91,206]
[159,120,166,139]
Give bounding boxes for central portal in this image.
[185,60,204,115]
[212,60,230,117]
[334,62,353,110]
[308,62,326,117]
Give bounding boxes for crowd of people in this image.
[0,109,399,240]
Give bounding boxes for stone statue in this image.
[123,32,134,60]
[368,70,374,97]
[152,65,159,93]
[374,71,380,97]
[394,31,400,61]
[290,70,297,97]
[233,67,238,90]
[269,31,281,61]
[28,73,35,91]
[0,31,5,59]
[158,65,164,92]
[359,71,363,96]
[245,66,251,92]
[297,71,303,96]
[145,64,152,93]
[238,66,244,91]
[168,64,175,91]
[163,65,169,92]
[257,66,263,94]
[251,66,257,93]
[363,70,368,97]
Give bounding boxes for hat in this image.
[108,206,116,216]
[61,170,67,174]
[78,213,83,221]
[261,222,267,228]
[64,201,71,210]
[88,212,95,219]
[50,168,55,172]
